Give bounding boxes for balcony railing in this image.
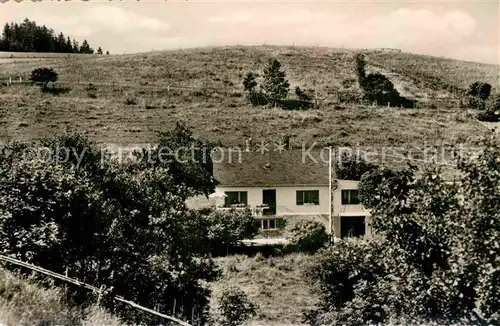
[216,204,271,216]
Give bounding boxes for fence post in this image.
[96,285,105,304]
[8,77,12,85]
[388,102,390,108]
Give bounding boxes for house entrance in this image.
[340,216,366,238]
[262,189,276,215]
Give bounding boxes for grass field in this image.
[0,46,494,156]
[369,52,500,95]
[211,254,318,325]
[0,267,123,326]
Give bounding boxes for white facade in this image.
[208,179,372,239]
[213,185,330,216]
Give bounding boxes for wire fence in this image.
[0,254,192,326]
[1,76,465,110]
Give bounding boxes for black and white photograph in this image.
[0,0,499,325]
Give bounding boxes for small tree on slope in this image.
[261,58,290,103]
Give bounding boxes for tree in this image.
[354,53,366,85]
[30,67,58,86]
[336,152,377,180]
[65,36,72,52]
[96,47,103,55]
[106,50,110,55]
[0,132,221,325]
[309,136,500,324]
[137,122,218,198]
[79,39,93,54]
[72,39,80,53]
[243,72,258,93]
[261,58,290,102]
[0,19,98,53]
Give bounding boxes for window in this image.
[296,190,320,205]
[341,189,360,205]
[261,218,282,230]
[224,191,248,206]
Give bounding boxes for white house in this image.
[203,149,372,239]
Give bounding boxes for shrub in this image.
[125,95,137,105]
[86,83,97,98]
[309,137,500,325]
[467,81,492,101]
[285,220,328,253]
[477,95,500,122]
[30,67,58,86]
[295,86,312,102]
[341,78,356,89]
[337,89,364,104]
[467,82,492,110]
[477,108,500,122]
[205,208,260,256]
[361,72,401,105]
[247,90,270,106]
[276,99,313,110]
[216,285,257,326]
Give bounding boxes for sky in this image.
[0,0,499,64]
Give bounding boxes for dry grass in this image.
[0,267,123,326]
[0,46,491,149]
[369,52,500,94]
[211,253,318,325]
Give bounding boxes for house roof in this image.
[213,149,332,187]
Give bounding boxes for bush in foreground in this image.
[215,285,257,326]
[308,135,500,325]
[0,128,220,325]
[286,220,328,253]
[204,208,260,256]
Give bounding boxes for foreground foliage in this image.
[0,128,220,325]
[285,219,329,253]
[215,285,257,326]
[0,268,123,326]
[309,134,500,325]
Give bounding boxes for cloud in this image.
[206,7,489,62]
[208,9,334,27]
[0,3,494,64]
[84,6,170,33]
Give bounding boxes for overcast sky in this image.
[0,0,498,64]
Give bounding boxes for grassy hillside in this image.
[369,52,500,96]
[211,254,318,325]
[0,46,494,153]
[0,268,123,326]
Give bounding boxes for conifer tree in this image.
[261,58,290,101]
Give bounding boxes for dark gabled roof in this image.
[212,149,332,187]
